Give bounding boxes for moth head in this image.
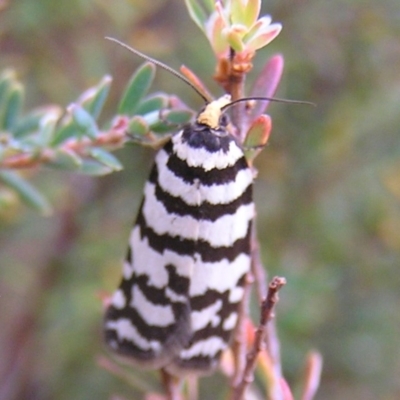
[196,95,231,130]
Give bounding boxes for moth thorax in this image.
[197,95,231,129]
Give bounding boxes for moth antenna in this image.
[105,37,208,103]
[221,96,316,111]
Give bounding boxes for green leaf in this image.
[150,121,178,135]
[37,111,61,146]
[129,116,149,137]
[136,93,168,115]
[163,109,193,125]
[89,148,122,171]
[142,110,162,126]
[0,71,14,130]
[70,104,99,139]
[118,63,155,116]
[52,122,80,146]
[184,0,207,31]
[0,70,14,105]
[47,149,82,170]
[4,82,24,131]
[243,114,271,163]
[80,75,112,119]
[78,159,113,175]
[14,106,62,138]
[202,0,216,13]
[0,170,52,214]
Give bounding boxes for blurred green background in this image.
[1,0,400,399]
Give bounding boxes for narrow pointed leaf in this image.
[163,109,193,125]
[246,23,282,52]
[202,0,215,13]
[248,54,284,120]
[37,111,60,146]
[118,63,155,116]
[14,106,62,138]
[184,0,207,31]
[244,0,262,27]
[70,104,99,139]
[52,122,80,146]
[80,75,112,119]
[243,16,272,43]
[4,83,24,131]
[0,70,14,108]
[180,65,213,102]
[136,93,169,115]
[243,114,272,163]
[0,170,52,214]
[231,0,247,25]
[89,148,122,171]
[79,159,113,175]
[48,149,82,170]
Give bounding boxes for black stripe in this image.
[105,299,190,342]
[105,305,175,341]
[121,274,170,306]
[163,141,250,186]
[118,267,190,307]
[126,246,132,263]
[174,353,221,371]
[166,264,190,296]
[190,326,232,343]
[190,286,243,314]
[137,211,252,263]
[150,166,253,221]
[104,328,158,361]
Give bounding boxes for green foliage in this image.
[0,63,193,211]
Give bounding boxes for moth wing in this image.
[104,139,194,369]
[165,130,254,374]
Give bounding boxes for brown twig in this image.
[250,225,283,379]
[160,369,184,400]
[231,276,286,400]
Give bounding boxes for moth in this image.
[104,93,255,376]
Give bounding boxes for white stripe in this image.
[191,300,222,331]
[222,312,238,331]
[189,253,250,297]
[106,318,161,351]
[166,288,187,303]
[229,286,244,303]
[131,285,175,327]
[155,149,253,205]
[172,131,244,171]
[142,183,254,246]
[130,226,193,288]
[130,226,249,296]
[179,336,226,359]
[123,260,134,280]
[111,289,126,309]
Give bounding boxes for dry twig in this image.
[160,369,184,400]
[231,276,286,400]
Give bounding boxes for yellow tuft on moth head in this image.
[197,95,231,129]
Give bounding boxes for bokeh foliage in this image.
[1,0,400,399]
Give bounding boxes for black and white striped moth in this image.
[104,91,255,375]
